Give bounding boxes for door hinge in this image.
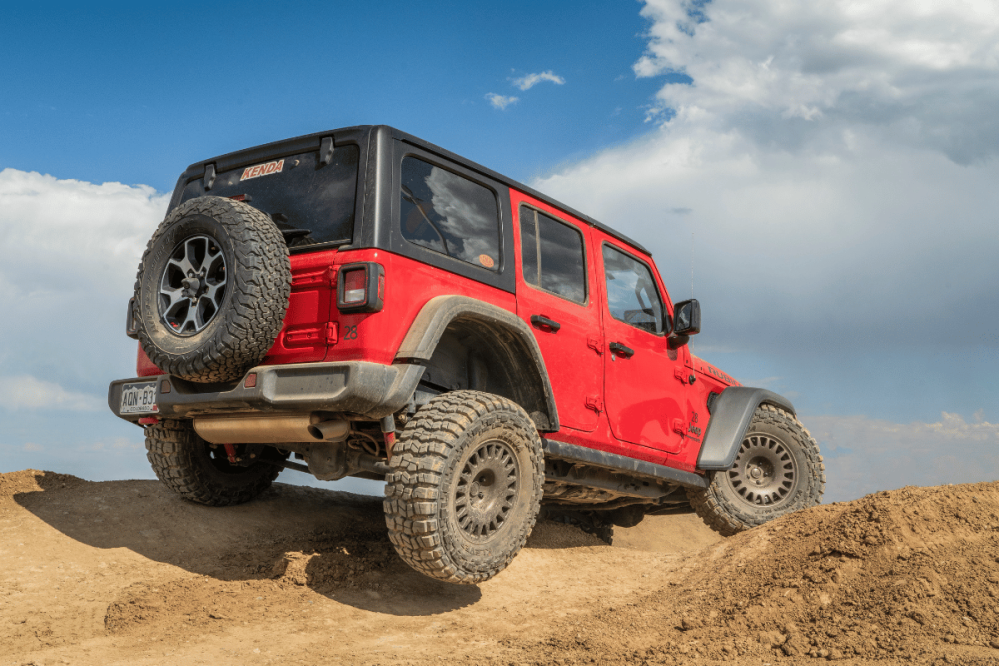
[325,322,338,344]
[585,396,604,413]
[587,337,603,355]
[674,368,696,384]
[672,418,686,436]
[327,266,338,286]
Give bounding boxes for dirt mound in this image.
[495,481,999,665]
[0,468,83,499]
[3,469,999,665]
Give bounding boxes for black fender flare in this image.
[394,295,559,432]
[696,387,796,471]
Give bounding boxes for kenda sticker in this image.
[240,159,285,181]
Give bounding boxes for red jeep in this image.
[109,126,824,583]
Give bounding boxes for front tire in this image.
[145,420,286,506]
[384,391,544,584]
[688,404,825,535]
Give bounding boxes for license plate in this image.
[120,382,158,414]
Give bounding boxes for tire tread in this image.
[688,405,825,536]
[384,391,545,584]
[145,420,282,506]
[135,196,291,383]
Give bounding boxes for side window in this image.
[519,206,587,304]
[602,244,665,335]
[400,156,500,271]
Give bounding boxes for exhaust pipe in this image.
[194,414,349,444]
[308,419,349,441]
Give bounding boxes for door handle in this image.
[530,315,561,332]
[609,342,634,358]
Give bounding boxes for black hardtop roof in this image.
[181,124,651,256]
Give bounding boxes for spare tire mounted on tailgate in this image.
[134,196,291,383]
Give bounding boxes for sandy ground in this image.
[2,469,998,665]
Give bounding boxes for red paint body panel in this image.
[592,229,693,461]
[507,188,712,475]
[510,190,603,433]
[137,247,515,374]
[136,345,164,377]
[691,355,740,389]
[321,248,516,365]
[263,250,339,365]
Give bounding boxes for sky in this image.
[1,0,997,504]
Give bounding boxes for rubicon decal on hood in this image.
[240,159,285,181]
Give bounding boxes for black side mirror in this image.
[673,299,701,336]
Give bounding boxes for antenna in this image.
[690,231,694,298]
[690,231,695,353]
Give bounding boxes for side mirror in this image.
[673,299,701,336]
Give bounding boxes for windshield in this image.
[178,144,359,250]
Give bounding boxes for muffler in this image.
[193,414,349,444]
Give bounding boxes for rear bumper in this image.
[108,361,424,424]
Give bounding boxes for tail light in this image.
[336,262,385,313]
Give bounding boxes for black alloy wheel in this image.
[452,440,520,540]
[722,433,798,507]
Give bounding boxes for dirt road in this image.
[2,469,998,665]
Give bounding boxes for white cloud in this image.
[22,442,43,452]
[0,169,168,391]
[485,93,519,110]
[807,412,999,502]
[512,70,566,91]
[0,169,167,293]
[0,374,103,411]
[634,0,999,164]
[533,1,999,356]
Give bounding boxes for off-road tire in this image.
[145,420,286,506]
[384,391,545,584]
[134,196,291,383]
[688,404,825,536]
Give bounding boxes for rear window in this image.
[178,144,359,250]
[520,206,587,304]
[399,156,500,271]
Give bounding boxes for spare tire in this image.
[134,196,291,383]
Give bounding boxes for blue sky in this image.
[1,1,667,190]
[2,0,998,503]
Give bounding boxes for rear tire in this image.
[688,404,824,535]
[145,420,286,506]
[384,391,544,584]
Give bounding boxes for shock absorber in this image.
[380,414,396,460]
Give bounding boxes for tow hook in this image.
[223,443,238,464]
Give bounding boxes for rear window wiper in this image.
[270,213,313,244]
[280,228,311,241]
[401,184,449,254]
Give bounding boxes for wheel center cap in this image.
[182,276,206,300]
[750,467,763,479]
